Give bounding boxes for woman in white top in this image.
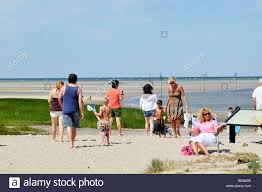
[140,84,157,135]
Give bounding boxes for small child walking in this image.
[234,107,241,136]
[94,98,111,145]
[154,100,165,138]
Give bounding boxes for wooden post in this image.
[229,125,235,143]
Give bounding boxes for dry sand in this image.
[0,127,261,174]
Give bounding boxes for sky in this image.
[0,0,261,78]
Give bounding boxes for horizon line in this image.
[0,75,261,80]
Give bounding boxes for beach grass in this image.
[145,153,262,174]
[0,98,145,129]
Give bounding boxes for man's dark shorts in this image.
[63,111,80,128]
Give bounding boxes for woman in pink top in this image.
[106,80,124,136]
[190,108,227,155]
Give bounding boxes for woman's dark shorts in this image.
[111,108,122,117]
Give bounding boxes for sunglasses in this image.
[169,82,175,84]
[203,112,211,116]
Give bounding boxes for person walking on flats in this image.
[106,79,124,136]
[59,74,84,148]
[166,76,190,138]
[140,84,157,136]
[48,80,64,142]
[252,78,262,135]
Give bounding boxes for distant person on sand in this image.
[252,78,262,135]
[94,98,111,145]
[234,106,241,136]
[227,107,234,117]
[189,108,227,156]
[140,84,157,136]
[166,76,190,138]
[48,80,64,142]
[154,100,165,138]
[59,74,84,148]
[106,80,124,136]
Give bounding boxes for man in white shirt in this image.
[252,78,262,110]
[252,78,262,135]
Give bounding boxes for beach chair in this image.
[191,114,221,153]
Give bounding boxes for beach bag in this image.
[181,145,195,156]
[191,115,198,127]
[183,112,192,129]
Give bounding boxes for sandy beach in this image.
[0,127,261,174]
[0,79,261,174]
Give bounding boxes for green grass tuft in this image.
[247,159,261,174]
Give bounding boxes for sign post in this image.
[225,108,262,143]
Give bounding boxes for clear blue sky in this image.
[0,0,261,78]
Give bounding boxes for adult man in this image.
[252,78,262,134]
[59,73,84,148]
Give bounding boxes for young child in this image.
[94,98,111,145]
[234,107,241,136]
[154,100,165,138]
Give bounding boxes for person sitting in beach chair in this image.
[189,108,227,156]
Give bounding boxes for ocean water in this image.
[0,76,261,81]
[0,77,258,112]
[122,89,254,112]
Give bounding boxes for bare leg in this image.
[144,117,150,135]
[116,117,122,136]
[109,117,113,136]
[197,142,209,155]
[175,119,181,136]
[106,135,110,145]
[191,141,199,155]
[67,127,76,148]
[51,117,58,142]
[149,116,154,136]
[72,127,76,144]
[58,115,64,142]
[172,121,177,138]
